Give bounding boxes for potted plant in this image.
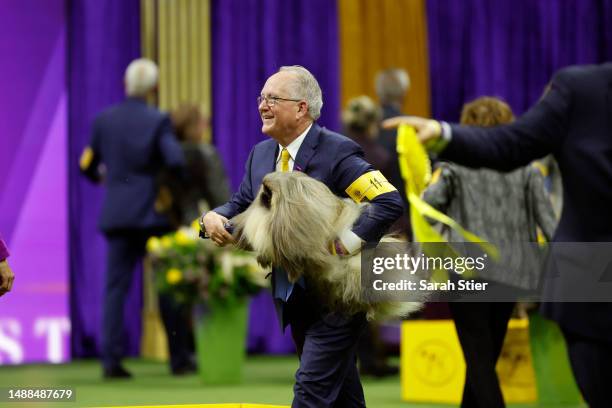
[147,221,268,383]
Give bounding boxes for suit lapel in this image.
[294,123,321,172]
[252,140,278,192]
[266,141,278,173]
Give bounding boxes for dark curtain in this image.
[68,0,141,358]
[211,0,341,353]
[427,0,612,121]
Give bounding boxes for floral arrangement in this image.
[146,220,269,305]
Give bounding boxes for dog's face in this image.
[232,172,344,282]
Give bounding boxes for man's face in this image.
[258,72,304,139]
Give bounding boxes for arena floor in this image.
[0,356,585,408]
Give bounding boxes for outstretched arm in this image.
[383,69,573,172]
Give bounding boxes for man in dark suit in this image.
[80,59,188,378]
[384,63,612,408]
[202,65,403,407]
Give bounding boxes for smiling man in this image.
[201,65,403,407]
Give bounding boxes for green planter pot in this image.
[194,299,249,384]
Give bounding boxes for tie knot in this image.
[280,148,290,172]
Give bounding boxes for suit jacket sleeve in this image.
[332,139,404,242]
[442,69,573,171]
[80,118,103,182]
[212,147,256,219]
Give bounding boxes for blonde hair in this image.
[460,96,514,127]
[342,95,382,134]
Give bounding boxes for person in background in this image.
[0,234,14,297]
[375,68,411,237]
[342,96,390,175]
[422,96,557,408]
[342,95,398,378]
[165,103,231,226]
[384,63,612,408]
[148,103,234,372]
[80,58,188,378]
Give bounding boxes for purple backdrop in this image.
[211,0,341,353]
[427,0,612,121]
[0,0,69,364]
[68,0,141,358]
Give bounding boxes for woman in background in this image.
[154,103,232,375]
[164,103,231,226]
[423,97,557,408]
[342,96,391,176]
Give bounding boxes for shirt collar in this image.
[277,123,312,163]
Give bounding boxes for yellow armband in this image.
[79,146,94,170]
[345,170,397,203]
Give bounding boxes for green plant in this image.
[147,221,268,305]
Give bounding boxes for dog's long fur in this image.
[231,171,423,321]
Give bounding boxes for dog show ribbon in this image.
[396,124,499,263]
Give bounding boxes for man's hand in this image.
[201,211,234,247]
[0,260,14,297]
[382,116,442,145]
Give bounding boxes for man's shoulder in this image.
[253,137,277,148]
[317,126,359,150]
[95,99,165,124]
[553,63,612,86]
[251,137,277,153]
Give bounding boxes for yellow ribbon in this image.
[396,125,499,280]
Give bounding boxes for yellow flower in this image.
[160,235,173,249]
[146,237,161,253]
[191,218,201,233]
[174,229,193,246]
[166,268,183,285]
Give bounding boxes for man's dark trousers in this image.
[285,285,368,408]
[101,229,191,372]
[449,301,514,408]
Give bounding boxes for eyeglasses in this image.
[257,95,302,107]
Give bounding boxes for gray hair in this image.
[125,58,158,97]
[279,65,323,120]
[375,68,410,105]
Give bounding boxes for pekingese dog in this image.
[231,171,424,321]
